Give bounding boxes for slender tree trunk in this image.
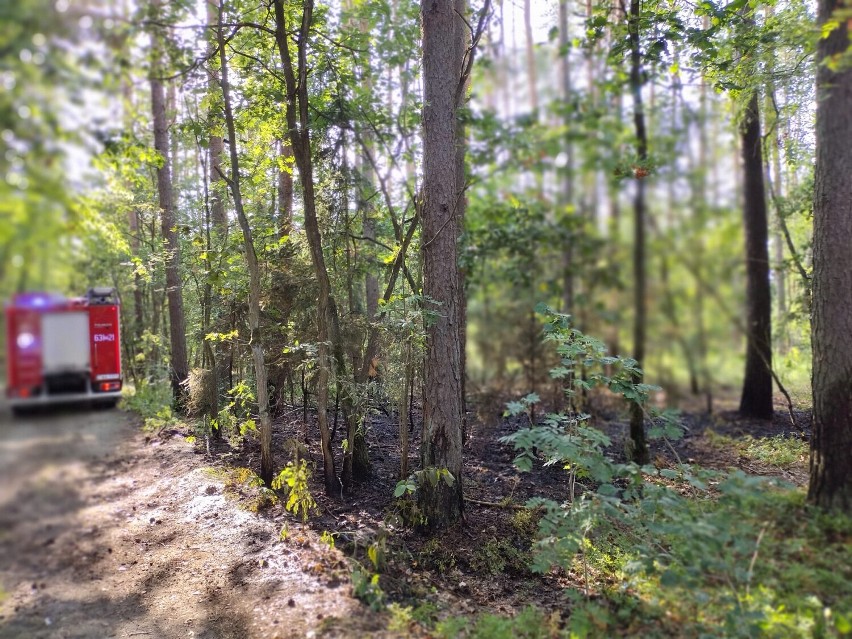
[762,6,786,347]
[738,89,773,419]
[693,54,711,409]
[351,13,379,484]
[149,0,189,405]
[626,0,648,464]
[559,0,574,315]
[523,0,538,115]
[121,73,146,352]
[456,0,470,441]
[809,0,852,511]
[277,139,293,239]
[207,0,227,235]
[216,2,274,484]
[419,0,465,529]
[273,0,338,496]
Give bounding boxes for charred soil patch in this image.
[212,389,814,635]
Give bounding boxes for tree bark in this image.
[558,0,575,315]
[626,0,648,464]
[738,89,773,420]
[277,139,293,239]
[273,0,339,497]
[149,0,189,405]
[456,0,470,441]
[419,0,465,529]
[204,0,227,234]
[809,0,852,511]
[523,0,538,115]
[216,1,274,484]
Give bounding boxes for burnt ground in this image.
[0,389,811,638]
[215,388,812,634]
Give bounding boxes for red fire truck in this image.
[5,287,123,412]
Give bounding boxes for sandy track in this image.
[0,404,365,639]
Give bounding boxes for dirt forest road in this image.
[0,404,366,639]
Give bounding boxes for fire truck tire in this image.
[11,406,34,418]
[94,398,119,410]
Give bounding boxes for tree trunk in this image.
[523,0,538,115]
[278,139,293,239]
[558,0,574,315]
[216,2,274,485]
[809,0,852,511]
[626,0,648,464]
[456,0,470,441]
[149,0,189,405]
[206,0,227,234]
[273,0,338,497]
[738,89,773,420]
[419,0,465,529]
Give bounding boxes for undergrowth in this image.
[119,380,180,432]
[706,429,809,468]
[382,309,851,638]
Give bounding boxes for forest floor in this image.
[0,390,817,638]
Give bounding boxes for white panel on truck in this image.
[42,312,90,373]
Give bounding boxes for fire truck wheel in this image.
[11,406,34,418]
[94,398,119,410]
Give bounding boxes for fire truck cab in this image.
[5,287,123,412]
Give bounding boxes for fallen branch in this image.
[465,497,529,510]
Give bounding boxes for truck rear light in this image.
[18,387,31,398]
[16,332,36,349]
[99,381,122,392]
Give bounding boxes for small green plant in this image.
[319,530,336,549]
[469,537,529,576]
[394,466,456,498]
[351,564,385,611]
[272,460,317,522]
[417,538,457,573]
[386,603,415,636]
[391,466,456,528]
[209,382,260,446]
[510,507,539,540]
[410,601,440,626]
[367,537,387,572]
[218,467,278,512]
[435,606,554,639]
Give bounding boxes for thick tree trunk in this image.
[738,90,773,419]
[809,0,852,511]
[626,0,648,464]
[216,3,274,485]
[149,0,189,405]
[419,0,465,529]
[273,0,338,497]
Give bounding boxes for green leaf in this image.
[820,19,840,39]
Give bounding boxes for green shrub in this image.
[500,308,852,637]
[120,380,179,431]
[271,460,317,522]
